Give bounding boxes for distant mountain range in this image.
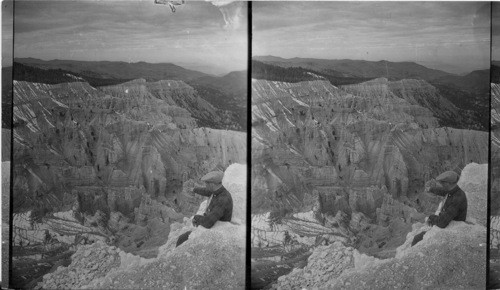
[253,56,452,81]
[253,56,488,91]
[14,58,209,81]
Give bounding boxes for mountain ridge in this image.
[253,55,454,81]
[14,57,210,81]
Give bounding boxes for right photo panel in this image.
[491,3,500,289]
[251,2,489,289]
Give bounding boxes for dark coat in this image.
[428,185,467,228]
[193,185,233,228]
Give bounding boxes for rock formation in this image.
[272,161,486,289]
[12,78,246,287]
[251,77,487,287]
[491,83,500,216]
[100,79,242,130]
[252,78,486,217]
[12,78,245,220]
[491,83,500,287]
[273,222,485,290]
[252,80,487,214]
[36,163,246,290]
[457,163,487,226]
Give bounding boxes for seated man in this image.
[176,170,233,247]
[411,170,468,246]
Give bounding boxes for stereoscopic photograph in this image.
[251,2,489,289]
[7,1,247,289]
[1,0,497,290]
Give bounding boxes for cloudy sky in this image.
[253,2,490,75]
[2,1,13,67]
[493,2,500,61]
[13,0,248,75]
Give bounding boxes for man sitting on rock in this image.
[411,170,468,246]
[176,170,233,247]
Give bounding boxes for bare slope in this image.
[12,79,246,288]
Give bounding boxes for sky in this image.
[493,2,500,61]
[2,1,13,67]
[253,2,490,75]
[12,0,248,75]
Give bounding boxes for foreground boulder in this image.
[86,222,245,289]
[37,242,122,289]
[275,222,485,290]
[457,163,487,226]
[335,222,485,289]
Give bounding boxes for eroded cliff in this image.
[252,78,486,215]
[251,78,487,287]
[12,79,246,287]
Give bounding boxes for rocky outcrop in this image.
[492,216,500,249]
[491,83,500,288]
[38,242,122,290]
[491,83,500,216]
[271,161,486,289]
[252,78,487,217]
[37,163,246,290]
[100,79,242,130]
[457,163,487,226]
[2,161,10,286]
[12,79,245,217]
[85,222,245,290]
[491,83,500,255]
[251,77,487,288]
[274,222,486,290]
[274,241,354,289]
[342,78,466,129]
[12,79,246,287]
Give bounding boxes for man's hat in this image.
[436,171,459,184]
[201,171,224,184]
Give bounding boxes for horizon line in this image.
[253,55,490,74]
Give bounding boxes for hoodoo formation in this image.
[11,60,247,288]
[251,73,487,288]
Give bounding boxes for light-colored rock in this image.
[275,222,486,290]
[457,163,487,226]
[222,163,247,224]
[37,241,121,290]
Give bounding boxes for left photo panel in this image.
[8,1,247,289]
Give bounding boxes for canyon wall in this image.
[12,79,246,281]
[252,78,487,217]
